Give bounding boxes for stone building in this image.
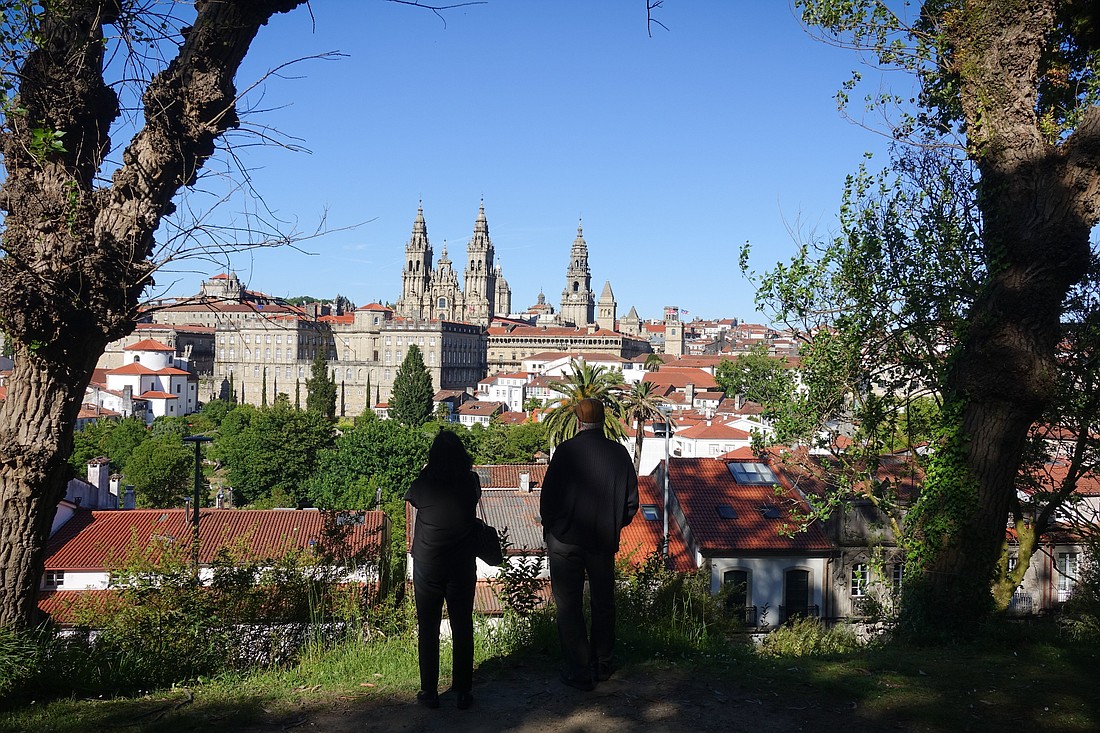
[395,203,511,326]
[559,223,595,327]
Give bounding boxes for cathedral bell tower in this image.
[463,201,496,325]
[396,204,433,319]
[560,222,595,327]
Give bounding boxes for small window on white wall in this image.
[851,563,869,597]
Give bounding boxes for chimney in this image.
[735,393,745,410]
[216,490,224,509]
[519,473,531,493]
[87,457,110,508]
[109,474,122,509]
[123,485,136,510]
[686,383,696,405]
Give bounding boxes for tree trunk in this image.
[901,1,1100,635]
[0,0,307,628]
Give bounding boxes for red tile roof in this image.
[106,362,158,376]
[670,458,832,554]
[619,474,694,572]
[646,367,718,390]
[676,422,751,441]
[44,508,388,570]
[137,391,179,400]
[124,339,174,352]
[475,464,548,489]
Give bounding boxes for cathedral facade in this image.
[395,203,512,326]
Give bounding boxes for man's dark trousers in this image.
[545,531,616,682]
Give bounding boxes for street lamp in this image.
[657,404,674,563]
[182,435,214,575]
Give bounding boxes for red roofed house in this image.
[103,338,197,423]
[38,507,389,624]
[659,456,834,627]
[456,400,505,427]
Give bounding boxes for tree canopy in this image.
[388,345,434,428]
[762,0,1100,637]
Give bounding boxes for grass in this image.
[3,620,1099,733]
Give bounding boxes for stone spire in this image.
[560,221,594,327]
[597,280,617,331]
[463,199,496,324]
[396,203,433,320]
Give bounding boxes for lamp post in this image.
[182,435,214,576]
[658,404,673,563]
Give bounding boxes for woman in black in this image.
[405,430,480,710]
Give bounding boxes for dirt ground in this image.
[233,660,906,733]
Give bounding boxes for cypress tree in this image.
[305,350,336,419]
[389,344,433,427]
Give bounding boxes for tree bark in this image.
[0,0,306,628]
[903,0,1100,634]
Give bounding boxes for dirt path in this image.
[235,661,903,733]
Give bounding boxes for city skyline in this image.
[152,3,895,323]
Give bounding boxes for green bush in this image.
[756,616,863,658]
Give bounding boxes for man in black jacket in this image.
[540,398,639,690]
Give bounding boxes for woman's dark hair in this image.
[425,429,473,479]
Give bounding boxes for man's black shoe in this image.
[416,690,440,709]
[457,692,474,710]
[559,672,595,692]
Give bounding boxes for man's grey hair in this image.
[577,420,600,431]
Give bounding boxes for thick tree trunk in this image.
[0,0,306,628]
[902,0,1100,635]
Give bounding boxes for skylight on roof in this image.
[759,504,782,519]
[716,504,737,519]
[641,505,659,521]
[728,461,777,485]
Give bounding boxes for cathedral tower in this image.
[463,201,496,324]
[597,280,617,331]
[560,223,595,327]
[396,204,433,319]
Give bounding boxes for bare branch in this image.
[385,0,487,28]
[647,0,668,38]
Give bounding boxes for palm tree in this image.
[544,360,625,445]
[620,380,670,471]
[644,352,664,372]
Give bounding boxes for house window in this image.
[1058,553,1079,601]
[44,571,64,589]
[723,569,749,616]
[851,563,868,597]
[892,563,904,592]
[640,505,659,521]
[727,462,778,485]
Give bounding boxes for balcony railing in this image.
[1007,591,1035,616]
[725,605,758,627]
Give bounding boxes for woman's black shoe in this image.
[457,692,474,710]
[416,690,440,709]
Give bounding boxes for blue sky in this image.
[155,2,896,323]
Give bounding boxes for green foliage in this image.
[493,529,545,618]
[0,625,49,701]
[755,616,863,658]
[198,398,233,429]
[469,419,549,464]
[124,435,194,508]
[388,344,433,428]
[619,379,669,470]
[305,350,336,419]
[69,416,150,477]
[215,399,334,506]
[149,414,192,439]
[616,552,738,648]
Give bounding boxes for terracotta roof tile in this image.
[124,339,174,352]
[670,458,832,554]
[44,509,388,570]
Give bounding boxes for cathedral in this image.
[395,202,512,326]
[396,204,623,331]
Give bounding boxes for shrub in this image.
[756,616,863,658]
